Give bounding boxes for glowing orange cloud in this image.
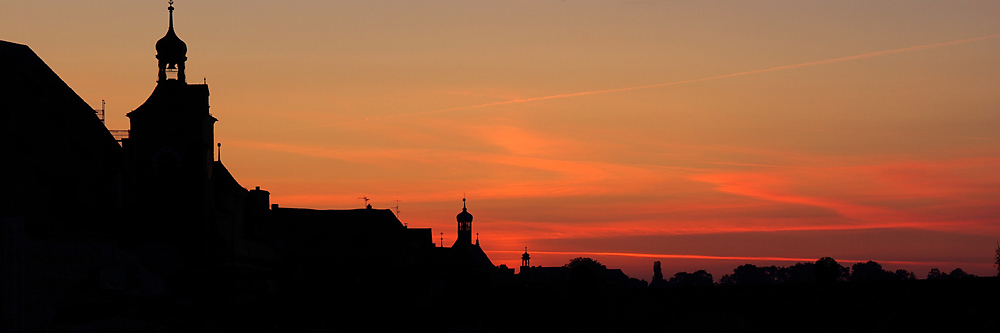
[689,156,1000,234]
[231,132,1000,238]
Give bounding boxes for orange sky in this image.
[4,1,999,280]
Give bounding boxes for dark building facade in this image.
[123,3,216,236]
[2,4,509,330]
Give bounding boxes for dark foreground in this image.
[15,276,998,332]
[436,277,999,333]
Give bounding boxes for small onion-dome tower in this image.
[156,1,187,83]
[455,198,473,247]
[521,247,530,268]
[124,0,214,237]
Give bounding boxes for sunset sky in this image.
[4,1,999,279]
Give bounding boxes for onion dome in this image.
[156,28,186,64]
[156,2,187,82]
[457,198,473,223]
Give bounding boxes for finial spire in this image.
[168,1,175,29]
[156,0,187,83]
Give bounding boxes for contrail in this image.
[365,34,999,121]
[277,34,997,131]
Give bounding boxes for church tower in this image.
[156,1,186,83]
[123,1,216,233]
[521,247,530,269]
[454,198,473,247]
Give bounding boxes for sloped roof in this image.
[212,161,245,193]
[274,207,405,235]
[0,40,121,223]
[128,81,212,120]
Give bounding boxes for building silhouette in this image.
[9,4,997,332]
[2,4,508,330]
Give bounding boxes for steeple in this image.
[156,1,187,83]
[454,197,473,247]
[124,0,214,233]
[521,247,530,268]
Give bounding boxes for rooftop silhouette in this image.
[3,3,998,332]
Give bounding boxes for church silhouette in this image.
[5,4,1000,332]
[2,3,510,330]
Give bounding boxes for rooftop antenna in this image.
[105,101,129,142]
[391,199,401,216]
[95,99,105,123]
[440,232,443,247]
[358,196,370,207]
[217,143,221,161]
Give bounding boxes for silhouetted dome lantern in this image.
[521,247,530,268]
[455,198,473,246]
[156,1,187,83]
[457,198,473,223]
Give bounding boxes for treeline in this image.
[649,257,979,288]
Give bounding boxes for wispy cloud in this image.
[233,135,1000,237]
[227,138,673,203]
[359,34,1000,122]
[689,157,1000,233]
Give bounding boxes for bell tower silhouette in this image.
[156,1,186,83]
[123,1,216,234]
[521,247,530,269]
[454,198,473,247]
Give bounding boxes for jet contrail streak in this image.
[275,34,997,131]
[365,34,999,122]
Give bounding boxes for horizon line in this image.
[491,250,991,269]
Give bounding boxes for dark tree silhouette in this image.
[995,242,1000,276]
[947,268,975,279]
[668,270,713,287]
[849,261,897,281]
[719,264,776,285]
[927,268,946,279]
[626,277,648,288]
[778,262,816,284]
[893,269,916,280]
[815,257,843,283]
[565,257,607,288]
[565,257,606,270]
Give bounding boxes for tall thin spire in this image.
[168,1,174,29]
